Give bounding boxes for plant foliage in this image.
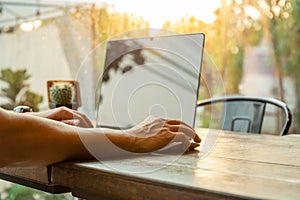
[0,68,43,111]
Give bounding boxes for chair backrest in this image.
[196,96,292,136]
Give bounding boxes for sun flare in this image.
[107,0,220,27]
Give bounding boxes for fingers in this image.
[71,110,94,128]
[50,107,94,128]
[170,133,200,151]
[147,117,201,143]
[166,120,201,143]
[61,119,80,126]
[157,132,199,154]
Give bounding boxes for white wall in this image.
[0,24,72,110]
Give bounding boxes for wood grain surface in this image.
[50,129,300,199]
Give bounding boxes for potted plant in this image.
[47,80,81,110]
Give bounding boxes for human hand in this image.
[126,116,201,153]
[30,107,94,128]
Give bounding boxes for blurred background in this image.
[1,0,298,131]
[0,0,299,198]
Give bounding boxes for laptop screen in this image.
[96,33,205,129]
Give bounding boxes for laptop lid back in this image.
[96,33,205,129]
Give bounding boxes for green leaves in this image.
[0,68,43,111]
[0,69,30,103]
[5,184,74,200]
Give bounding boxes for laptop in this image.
[96,33,205,130]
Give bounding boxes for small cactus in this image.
[50,83,73,105]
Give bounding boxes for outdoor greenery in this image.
[2,184,73,200]
[67,0,299,132]
[1,0,300,198]
[0,68,43,112]
[284,0,300,131]
[168,1,299,133]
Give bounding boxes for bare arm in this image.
[0,108,200,167]
[0,108,94,167]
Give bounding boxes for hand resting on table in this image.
[0,107,201,167]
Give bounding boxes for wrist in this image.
[105,129,138,153]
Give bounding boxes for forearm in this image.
[0,108,200,167]
[0,111,133,167]
[0,112,84,167]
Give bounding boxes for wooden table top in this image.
[50,129,300,200]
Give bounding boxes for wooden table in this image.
[1,129,300,199]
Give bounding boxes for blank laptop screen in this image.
[96,33,205,129]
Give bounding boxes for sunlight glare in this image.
[107,0,220,27]
[245,5,260,20]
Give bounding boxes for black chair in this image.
[196,95,292,136]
